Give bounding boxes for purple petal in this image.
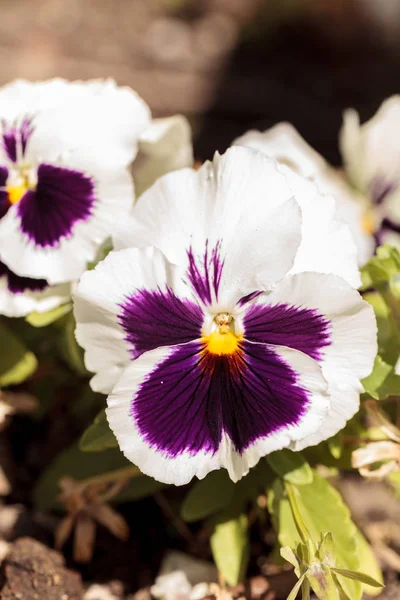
[0,260,48,294]
[118,287,204,358]
[17,163,96,248]
[187,241,224,304]
[0,165,9,218]
[243,302,330,361]
[2,117,34,163]
[132,340,310,456]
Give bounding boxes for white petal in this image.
[234,123,373,267]
[258,272,377,448]
[115,146,302,305]
[106,343,329,485]
[74,246,197,394]
[340,98,400,201]
[133,115,194,197]
[279,166,361,286]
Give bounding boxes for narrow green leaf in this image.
[0,322,37,386]
[266,449,313,485]
[79,409,118,452]
[26,302,72,327]
[287,574,306,600]
[280,545,300,571]
[331,568,383,588]
[181,470,235,522]
[210,513,249,586]
[354,529,383,596]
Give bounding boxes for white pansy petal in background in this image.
[234,122,374,266]
[74,246,201,394]
[279,166,361,287]
[106,341,329,485]
[115,147,303,305]
[253,272,377,448]
[233,122,328,180]
[133,115,194,197]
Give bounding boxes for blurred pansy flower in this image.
[74,147,376,485]
[234,123,375,265]
[340,96,400,249]
[0,79,193,316]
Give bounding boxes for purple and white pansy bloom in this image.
[234,123,375,265]
[74,147,377,485]
[0,78,151,288]
[340,96,400,249]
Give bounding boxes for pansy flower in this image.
[234,123,375,265]
[0,78,150,288]
[0,79,193,316]
[74,148,376,485]
[340,96,400,249]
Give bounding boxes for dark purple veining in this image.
[370,176,398,205]
[187,241,224,305]
[243,302,330,362]
[0,260,48,294]
[0,165,9,219]
[131,340,310,456]
[237,290,263,306]
[118,287,203,358]
[17,163,96,247]
[2,117,34,163]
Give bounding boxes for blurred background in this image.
[3,0,400,164]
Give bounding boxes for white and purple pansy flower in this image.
[234,123,375,265]
[0,78,151,287]
[340,97,400,249]
[74,147,377,485]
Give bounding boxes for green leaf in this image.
[287,574,306,600]
[269,472,365,600]
[327,434,343,460]
[0,322,37,386]
[181,470,235,522]
[266,450,313,485]
[34,442,130,509]
[210,512,250,586]
[363,291,400,366]
[280,545,300,575]
[26,302,72,327]
[360,244,400,290]
[353,528,383,595]
[331,567,383,588]
[79,409,118,452]
[362,355,394,399]
[58,315,88,376]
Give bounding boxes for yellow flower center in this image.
[202,312,241,355]
[204,330,241,355]
[7,183,28,205]
[362,212,376,235]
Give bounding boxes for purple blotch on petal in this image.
[243,302,330,361]
[132,340,310,456]
[0,165,9,218]
[2,117,34,163]
[118,287,203,358]
[0,260,48,294]
[187,241,224,305]
[17,163,96,248]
